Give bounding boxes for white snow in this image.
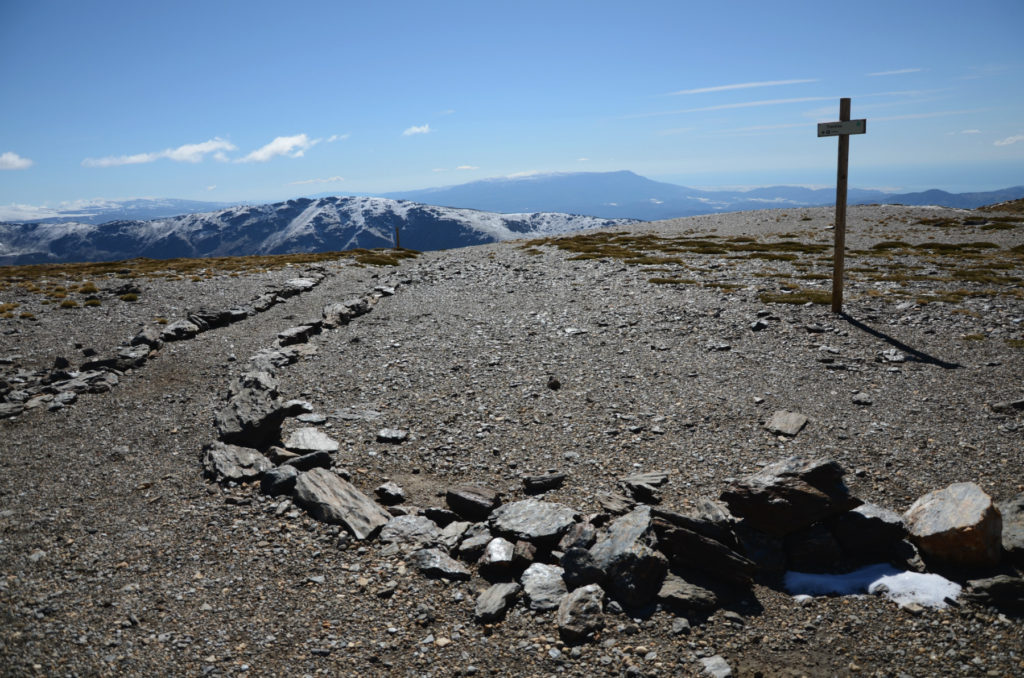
[784,564,961,609]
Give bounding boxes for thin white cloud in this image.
[669,79,817,95]
[327,133,350,143]
[431,168,447,172]
[960,129,982,134]
[627,96,834,119]
[206,185,217,191]
[83,138,236,167]
[0,151,33,170]
[577,157,590,162]
[289,176,346,185]
[867,68,923,77]
[439,109,456,115]
[238,134,317,163]
[402,124,431,136]
[995,134,1024,147]
[507,170,543,178]
[456,165,479,171]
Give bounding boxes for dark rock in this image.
[990,399,1024,414]
[831,502,909,559]
[292,468,391,540]
[474,582,521,623]
[589,506,667,606]
[996,493,1024,565]
[409,548,472,580]
[651,499,737,548]
[281,450,332,472]
[521,563,567,611]
[423,506,460,527]
[653,519,756,586]
[214,371,307,448]
[558,522,597,551]
[512,540,537,568]
[490,499,578,545]
[658,574,718,612]
[202,442,272,483]
[278,324,321,346]
[523,471,566,494]
[379,515,442,550]
[962,575,1024,611]
[547,376,561,390]
[903,482,1002,568]
[561,548,604,588]
[458,532,494,562]
[375,481,406,506]
[719,457,861,536]
[446,485,502,522]
[260,465,298,496]
[557,584,605,643]
[784,523,843,573]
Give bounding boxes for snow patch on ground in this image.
[785,564,961,609]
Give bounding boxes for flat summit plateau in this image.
[1,203,1022,676]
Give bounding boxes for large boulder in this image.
[903,482,1002,568]
[589,506,667,606]
[293,468,391,540]
[831,502,909,561]
[653,518,756,586]
[214,371,307,448]
[475,582,521,623]
[720,457,861,536]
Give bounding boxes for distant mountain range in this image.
[374,171,1024,220]
[0,198,235,225]
[0,196,630,265]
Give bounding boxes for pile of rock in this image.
[0,269,328,419]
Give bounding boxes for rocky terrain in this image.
[1,203,1022,677]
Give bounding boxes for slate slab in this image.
[293,468,391,540]
[202,442,272,483]
[490,499,578,545]
[475,582,521,623]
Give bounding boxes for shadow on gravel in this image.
[839,313,962,369]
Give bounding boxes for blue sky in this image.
[1,0,1023,217]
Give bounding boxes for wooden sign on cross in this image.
[819,98,866,313]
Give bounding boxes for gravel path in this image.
[1,204,1022,677]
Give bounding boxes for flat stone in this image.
[962,575,1024,611]
[651,498,737,548]
[596,492,635,515]
[991,399,1024,414]
[202,442,272,483]
[523,471,566,494]
[474,582,521,623]
[130,325,163,349]
[376,428,409,444]
[765,410,808,436]
[284,427,339,453]
[277,324,321,346]
[620,471,669,504]
[379,515,442,549]
[653,519,755,586]
[446,485,501,522]
[557,584,605,642]
[281,450,332,472]
[439,521,471,550]
[720,456,861,536]
[293,468,391,540]
[904,482,1002,568]
[490,499,578,545]
[521,563,567,611]
[409,548,471,580]
[658,574,718,612]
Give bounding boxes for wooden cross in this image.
[818,98,866,313]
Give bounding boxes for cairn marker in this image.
[818,98,866,313]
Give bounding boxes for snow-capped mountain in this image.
[0,198,233,224]
[0,196,633,265]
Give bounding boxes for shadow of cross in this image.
[839,313,961,370]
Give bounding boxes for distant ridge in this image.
[372,170,1024,220]
[0,196,633,266]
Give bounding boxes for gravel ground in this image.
[1,204,1022,677]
